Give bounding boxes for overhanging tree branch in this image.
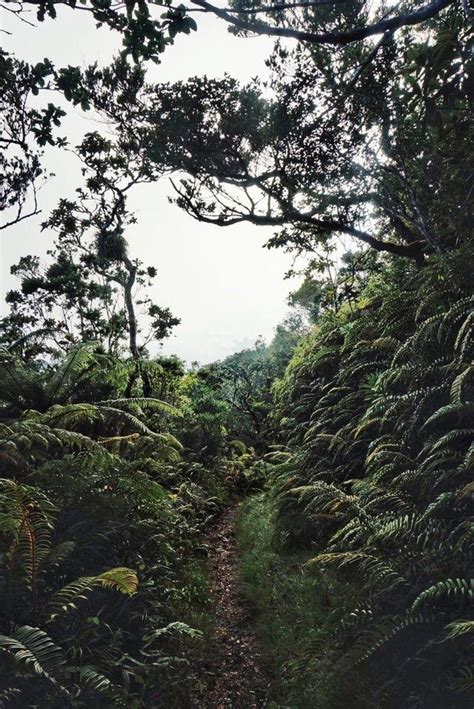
[204,0,350,14]
[170,179,426,263]
[189,0,454,46]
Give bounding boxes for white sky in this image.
[0,6,301,364]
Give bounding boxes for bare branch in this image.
[0,207,41,230]
[0,185,41,231]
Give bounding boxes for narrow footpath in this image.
[199,502,271,708]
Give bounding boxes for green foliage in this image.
[0,344,232,706]
[2,1,471,705]
[0,51,63,232]
[264,247,474,708]
[237,494,373,708]
[140,7,470,267]
[1,176,179,360]
[0,626,66,682]
[0,478,140,702]
[207,320,305,450]
[49,567,139,619]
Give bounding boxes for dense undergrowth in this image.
[0,251,300,707]
[1,245,472,707]
[0,350,236,707]
[1,246,472,708]
[238,247,473,708]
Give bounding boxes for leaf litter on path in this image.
[197,501,271,708]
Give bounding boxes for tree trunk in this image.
[123,258,140,360]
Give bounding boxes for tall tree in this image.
[62,5,470,267]
[164,9,471,264]
[0,140,179,360]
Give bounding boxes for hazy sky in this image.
[1,7,300,364]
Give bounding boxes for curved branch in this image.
[215,0,349,13]
[190,0,454,46]
[170,179,426,264]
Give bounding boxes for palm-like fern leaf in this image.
[411,578,474,614]
[44,343,96,404]
[0,626,65,681]
[94,397,180,416]
[48,567,138,619]
[444,620,474,640]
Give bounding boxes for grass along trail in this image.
[199,501,271,708]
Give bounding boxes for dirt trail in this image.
[199,501,271,708]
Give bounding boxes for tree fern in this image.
[44,343,97,404]
[95,397,180,416]
[0,350,46,416]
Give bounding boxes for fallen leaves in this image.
[199,502,271,708]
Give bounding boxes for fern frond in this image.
[342,615,422,666]
[450,365,474,403]
[95,567,138,594]
[0,479,56,590]
[307,551,407,591]
[0,350,45,413]
[428,429,474,454]
[443,619,474,640]
[411,578,474,614]
[0,687,22,706]
[45,343,96,403]
[454,665,474,693]
[422,403,474,435]
[65,665,112,692]
[49,567,138,619]
[0,626,65,681]
[94,397,180,416]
